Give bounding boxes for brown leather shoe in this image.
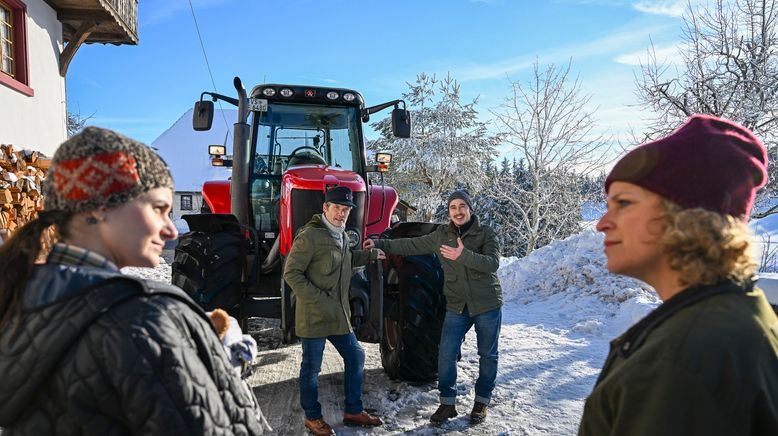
[470,401,488,424]
[342,410,383,427]
[304,418,335,436]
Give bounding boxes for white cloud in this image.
[632,0,686,17]
[454,21,673,81]
[614,43,683,65]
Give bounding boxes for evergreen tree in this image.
[369,73,500,221]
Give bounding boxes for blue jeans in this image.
[438,306,501,406]
[300,332,365,419]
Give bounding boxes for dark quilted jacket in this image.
[0,264,269,435]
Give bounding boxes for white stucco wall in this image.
[172,191,204,221]
[0,0,66,157]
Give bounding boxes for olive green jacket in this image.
[283,214,377,338]
[579,281,778,436]
[374,215,502,315]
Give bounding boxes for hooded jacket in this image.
[374,215,502,316]
[0,263,268,435]
[578,280,778,436]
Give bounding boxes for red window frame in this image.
[0,0,32,97]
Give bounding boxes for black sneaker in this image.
[470,401,488,424]
[430,404,458,423]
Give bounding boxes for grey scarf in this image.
[321,213,345,249]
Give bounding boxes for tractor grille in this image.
[290,189,365,240]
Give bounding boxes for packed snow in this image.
[124,229,661,434]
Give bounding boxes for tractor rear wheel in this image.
[172,231,243,312]
[380,254,445,382]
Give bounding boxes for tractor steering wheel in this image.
[289,146,323,157]
[288,146,326,166]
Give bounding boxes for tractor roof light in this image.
[209,144,226,156]
[326,91,339,100]
[343,92,356,102]
[376,152,392,164]
[279,88,294,97]
[262,88,277,97]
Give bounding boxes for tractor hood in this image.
[279,165,367,256]
[282,164,366,194]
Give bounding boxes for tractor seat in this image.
[287,152,327,167]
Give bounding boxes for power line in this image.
[187,0,232,143]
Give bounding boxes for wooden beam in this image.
[59,21,96,77]
[57,9,112,22]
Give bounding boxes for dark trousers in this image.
[300,332,365,420]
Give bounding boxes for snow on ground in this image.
[125,229,660,435]
[351,230,658,435]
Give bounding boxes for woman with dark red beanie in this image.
[579,115,778,436]
[0,127,270,435]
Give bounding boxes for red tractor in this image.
[172,78,446,381]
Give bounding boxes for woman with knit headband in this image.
[0,127,270,435]
[578,115,778,435]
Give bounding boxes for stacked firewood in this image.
[0,144,50,243]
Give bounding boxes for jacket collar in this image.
[611,279,752,359]
[448,214,481,236]
[307,213,326,228]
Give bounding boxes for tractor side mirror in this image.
[193,100,214,131]
[391,108,411,138]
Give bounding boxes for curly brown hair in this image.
[660,199,756,287]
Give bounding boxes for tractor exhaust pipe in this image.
[231,77,250,226]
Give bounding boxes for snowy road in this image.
[242,300,613,435]
[125,230,658,435]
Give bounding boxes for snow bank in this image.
[498,229,659,337]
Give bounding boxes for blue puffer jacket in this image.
[0,264,269,435]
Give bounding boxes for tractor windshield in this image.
[248,103,362,234]
[251,103,362,175]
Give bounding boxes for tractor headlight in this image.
[345,229,360,249]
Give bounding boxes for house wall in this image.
[0,0,66,157]
[172,191,203,221]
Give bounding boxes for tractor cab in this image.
[248,99,366,255]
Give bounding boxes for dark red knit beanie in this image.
[605,114,767,219]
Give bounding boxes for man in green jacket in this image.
[283,186,385,436]
[364,190,503,424]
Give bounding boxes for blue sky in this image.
[66,0,689,146]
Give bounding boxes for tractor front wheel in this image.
[171,231,243,312]
[380,254,445,382]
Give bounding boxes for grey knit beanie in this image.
[447,189,473,210]
[44,126,173,213]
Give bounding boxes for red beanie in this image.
[605,114,767,219]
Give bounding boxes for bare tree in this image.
[369,73,499,221]
[66,107,95,138]
[635,0,778,216]
[489,60,610,255]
